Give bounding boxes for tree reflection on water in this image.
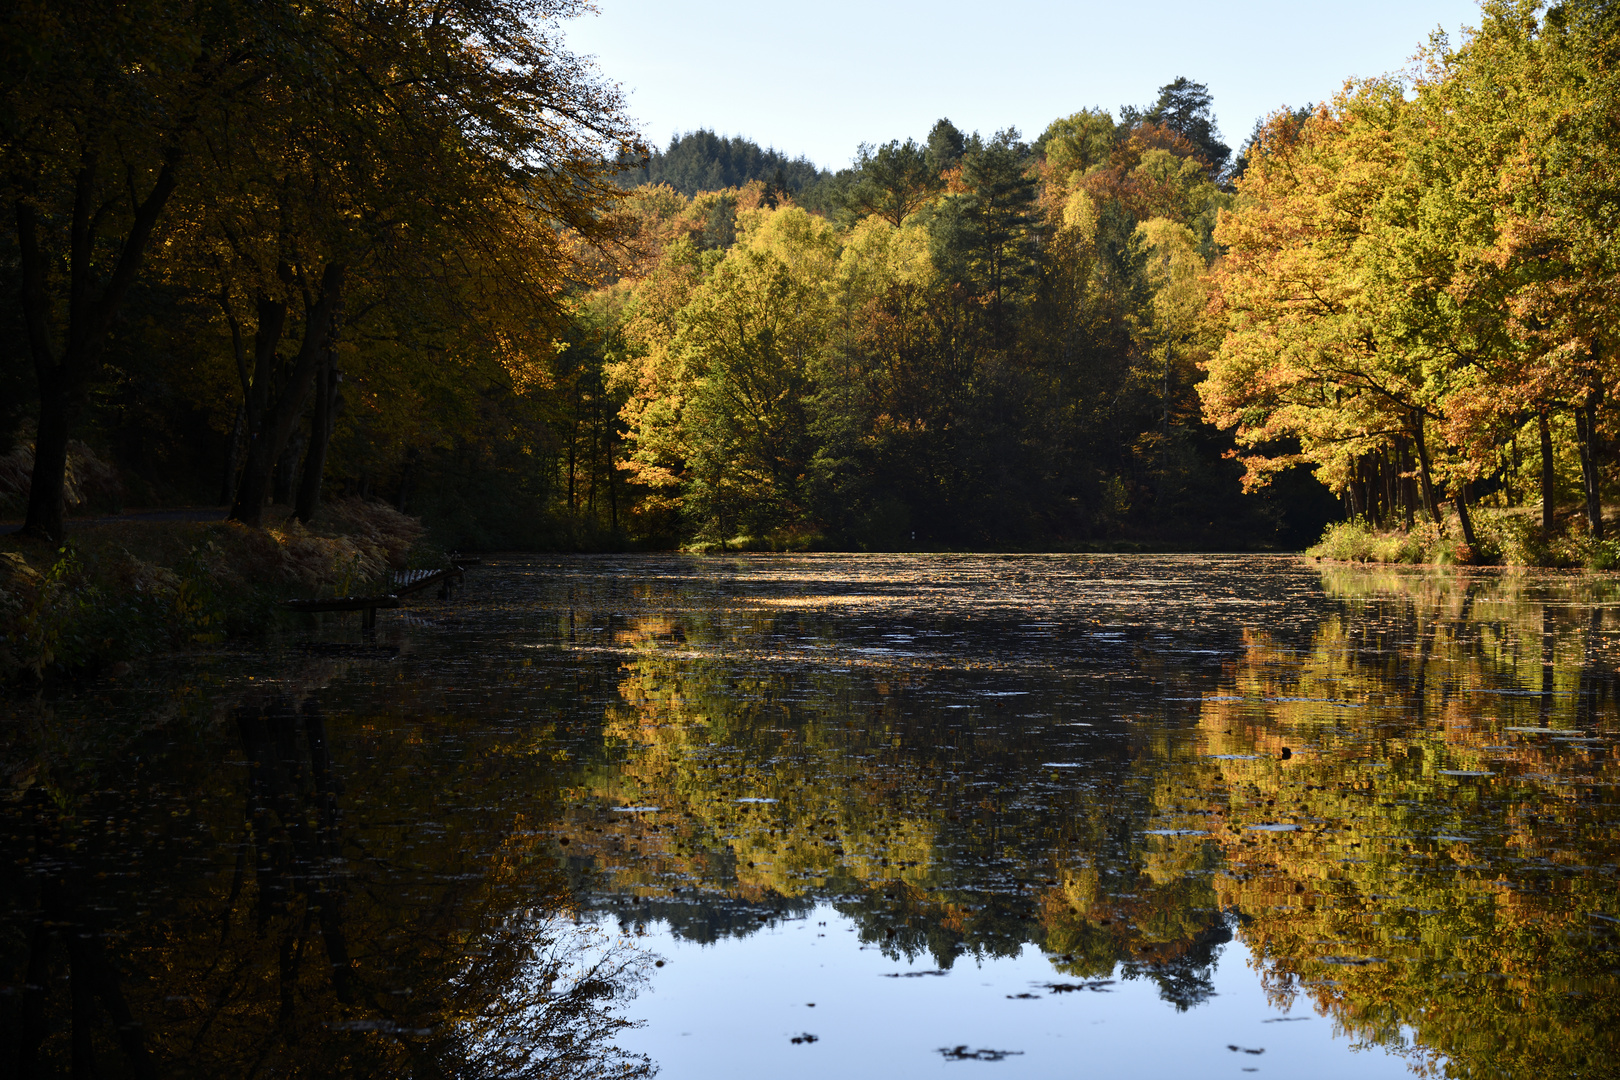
[1194,569,1620,1077]
[0,681,656,1079]
[560,559,1620,1076]
[3,556,1619,1078]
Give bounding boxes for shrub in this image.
[1312,507,1617,568]
[1309,519,1449,564]
[0,506,443,683]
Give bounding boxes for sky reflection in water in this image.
[3,554,1618,1078]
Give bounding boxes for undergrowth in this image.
[1309,507,1619,568]
[0,498,438,683]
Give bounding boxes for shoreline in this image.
[0,500,441,684]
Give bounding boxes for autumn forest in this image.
[8,4,1620,1075]
[3,0,1620,561]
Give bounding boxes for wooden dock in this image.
[284,557,478,632]
[282,594,402,631]
[389,565,461,597]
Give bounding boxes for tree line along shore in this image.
[6,1,1620,681]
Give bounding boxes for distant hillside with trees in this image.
[616,130,829,197]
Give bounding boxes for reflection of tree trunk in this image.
[1410,592,1440,719]
[40,877,157,1080]
[235,694,355,1008]
[1578,605,1601,729]
[278,906,312,1026]
[70,924,94,1077]
[18,911,51,1078]
[303,699,354,1004]
[1540,606,1555,727]
[222,839,248,945]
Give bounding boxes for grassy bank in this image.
[1309,508,1620,569]
[0,499,441,683]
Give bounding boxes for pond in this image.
[3,554,1618,1078]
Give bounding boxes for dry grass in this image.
[0,499,439,682]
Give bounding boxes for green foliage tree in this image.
[840,139,941,226]
[1204,1,1620,558]
[925,118,968,176]
[1036,109,1118,177]
[929,129,1040,330]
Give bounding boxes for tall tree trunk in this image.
[15,161,177,541]
[396,448,417,514]
[1365,458,1382,528]
[1411,414,1442,525]
[220,403,246,506]
[1575,389,1605,541]
[567,398,578,512]
[1399,441,1416,531]
[1454,481,1477,550]
[28,377,75,536]
[1541,408,1557,539]
[272,421,306,506]
[231,263,346,527]
[609,432,619,533]
[295,350,339,523]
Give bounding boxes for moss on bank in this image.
[1309,508,1620,569]
[0,498,440,683]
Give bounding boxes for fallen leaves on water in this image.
[938,1046,1024,1062]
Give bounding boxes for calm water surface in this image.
[3,554,1618,1078]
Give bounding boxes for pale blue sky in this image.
[560,0,1485,169]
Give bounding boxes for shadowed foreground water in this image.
[2,554,1617,1078]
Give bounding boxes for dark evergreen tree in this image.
[840,139,940,225]
[617,130,828,195]
[929,130,1039,331]
[1142,77,1231,174]
[925,119,967,176]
